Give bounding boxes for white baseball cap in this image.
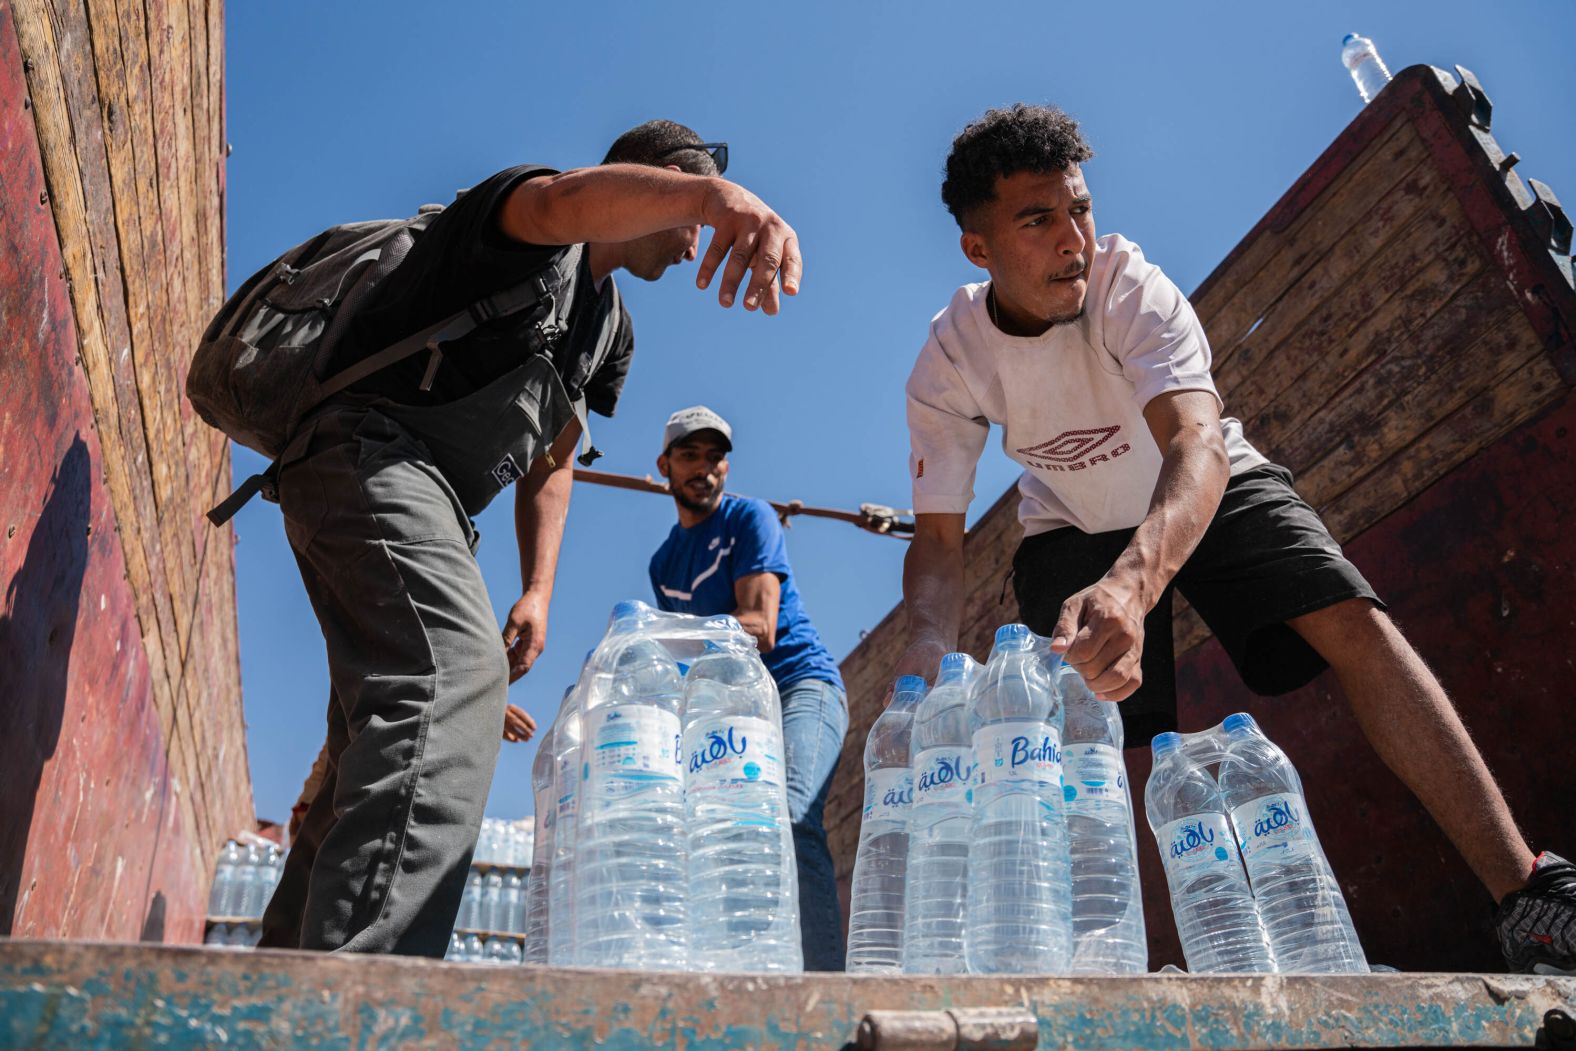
[662,405,733,453]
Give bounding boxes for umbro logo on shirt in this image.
[1016,426,1132,472]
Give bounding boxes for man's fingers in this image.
[750,257,783,315]
[1062,615,1112,666]
[717,236,757,308]
[1071,630,1132,682]
[779,234,802,296]
[696,229,733,291]
[741,229,784,311]
[1088,654,1143,701]
[1049,597,1084,653]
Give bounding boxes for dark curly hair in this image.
[942,104,1093,229]
[603,119,718,177]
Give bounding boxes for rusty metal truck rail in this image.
[2,941,1573,1049]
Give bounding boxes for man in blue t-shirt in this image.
[648,406,849,971]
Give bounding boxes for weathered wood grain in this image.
[1220,208,1472,428]
[143,0,212,544]
[1321,348,1562,543]
[1217,164,1448,406]
[87,0,200,657]
[11,0,180,718]
[1241,238,1488,470]
[1212,159,1450,405]
[1197,117,1427,366]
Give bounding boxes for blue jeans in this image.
[779,677,849,971]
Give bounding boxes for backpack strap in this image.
[568,275,625,467]
[316,261,570,400]
[206,463,279,526]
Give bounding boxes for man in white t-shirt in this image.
[895,103,1573,974]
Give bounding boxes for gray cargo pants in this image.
[259,408,507,956]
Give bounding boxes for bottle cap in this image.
[1342,32,1358,45]
[993,623,1031,647]
[1222,712,1259,736]
[939,652,972,677]
[1151,731,1182,758]
[610,599,648,626]
[894,674,928,698]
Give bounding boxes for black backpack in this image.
[187,205,576,523]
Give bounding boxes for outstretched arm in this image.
[894,513,968,687]
[1050,389,1229,700]
[499,165,801,314]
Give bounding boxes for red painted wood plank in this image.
[0,1,204,940]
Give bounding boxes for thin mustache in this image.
[1052,262,1087,280]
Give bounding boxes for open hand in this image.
[502,591,549,683]
[503,704,537,744]
[1048,577,1147,701]
[695,181,801,315]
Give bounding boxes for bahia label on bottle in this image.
[684,716,783,794]
[912,747,975,807]
[864,768,915,822]
[1159,814,1237,877]
[973,721,1063,787]
[585,706,682,801]
[1230,792,1316,864]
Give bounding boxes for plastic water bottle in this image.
[267,845,285,890]
[504,872,524,935]
[1060,666,1147,974]
[230,844,261,919]
[902,654,977,974]
[547,662,588,965]
[208,840,241,917]
[1218,713,1368,973]
[574,602,688,969]
[456,870,482,930]
[1340,33,1391,104]
[847,675,924,972]
[445,932,464,961]
[253,845,283,919]
[965,624,1071,974]
[1146,732,1275,973]
[682,643,803,972]
[523,713,559,962]
[482,871,504,933]
[205,922,229,947]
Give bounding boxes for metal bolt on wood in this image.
[856,1008,1038,1051]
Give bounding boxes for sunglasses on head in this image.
[659,141,728,176]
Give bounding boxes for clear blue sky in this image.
[224,1,1576,827]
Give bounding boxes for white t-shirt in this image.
[906,234,1266,536]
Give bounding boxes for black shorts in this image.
[1012,463,1384,745]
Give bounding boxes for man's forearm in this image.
[901,534,965,657]
[503,165,714,247]
[1109,430,1229,611]
[514,432,578,593]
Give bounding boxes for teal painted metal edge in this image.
[2,940,1572,1050]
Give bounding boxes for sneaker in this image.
[1496,852,1576,975]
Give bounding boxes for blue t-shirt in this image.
[649,495,844,692]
